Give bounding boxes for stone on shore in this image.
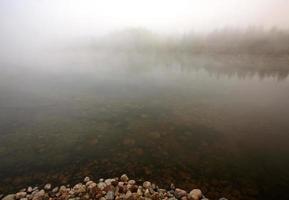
[175,188,187,198]
[143,181,151,189]
[2,194,16,200]
[44,184,51,191]
[189,189,202,200]
[120,174,129,182]
[1,175,216,200]
[84,177,90,182]
[15,192,27,199]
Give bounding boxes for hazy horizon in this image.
[1,0,289,42]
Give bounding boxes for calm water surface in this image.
[1,54,289,200]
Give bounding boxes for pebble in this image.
[143,181,151,189]
[105,191,114,200]
[97,182,107,190]
[27,187,33,193]
[174,188,187,198]
[44,184,51,190]
[144,189,150,197]
[73,184,86,194]
[2,194,16,200]
[52,187,59,193]
[125,190,132,199]
[120,174,129,182]
[15,192,27,199]
[189,189,202,200]
[137,188,143,196]
[128,180,136,185]
[105,179,114,185]
[1,175,218,200]
[32,190,45,200]
[84,177,90,182]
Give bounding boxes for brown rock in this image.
[189,189,202,200]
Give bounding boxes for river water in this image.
[0,53,289,200]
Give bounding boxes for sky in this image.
[0,0,289,61]
[1,0,289,37]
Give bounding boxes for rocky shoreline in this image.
[1,174,228,200]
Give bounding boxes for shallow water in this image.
[1,53,289,199]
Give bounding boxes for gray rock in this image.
[84,177,90,182]
[2,194,15,200]
[219,198,228,200]
[105,191,114,200]
[97,182,107,190]
[52,187,59,193]
[44,184,51,190]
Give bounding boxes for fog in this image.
[2,1,289,199]
[1,0,289,69]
